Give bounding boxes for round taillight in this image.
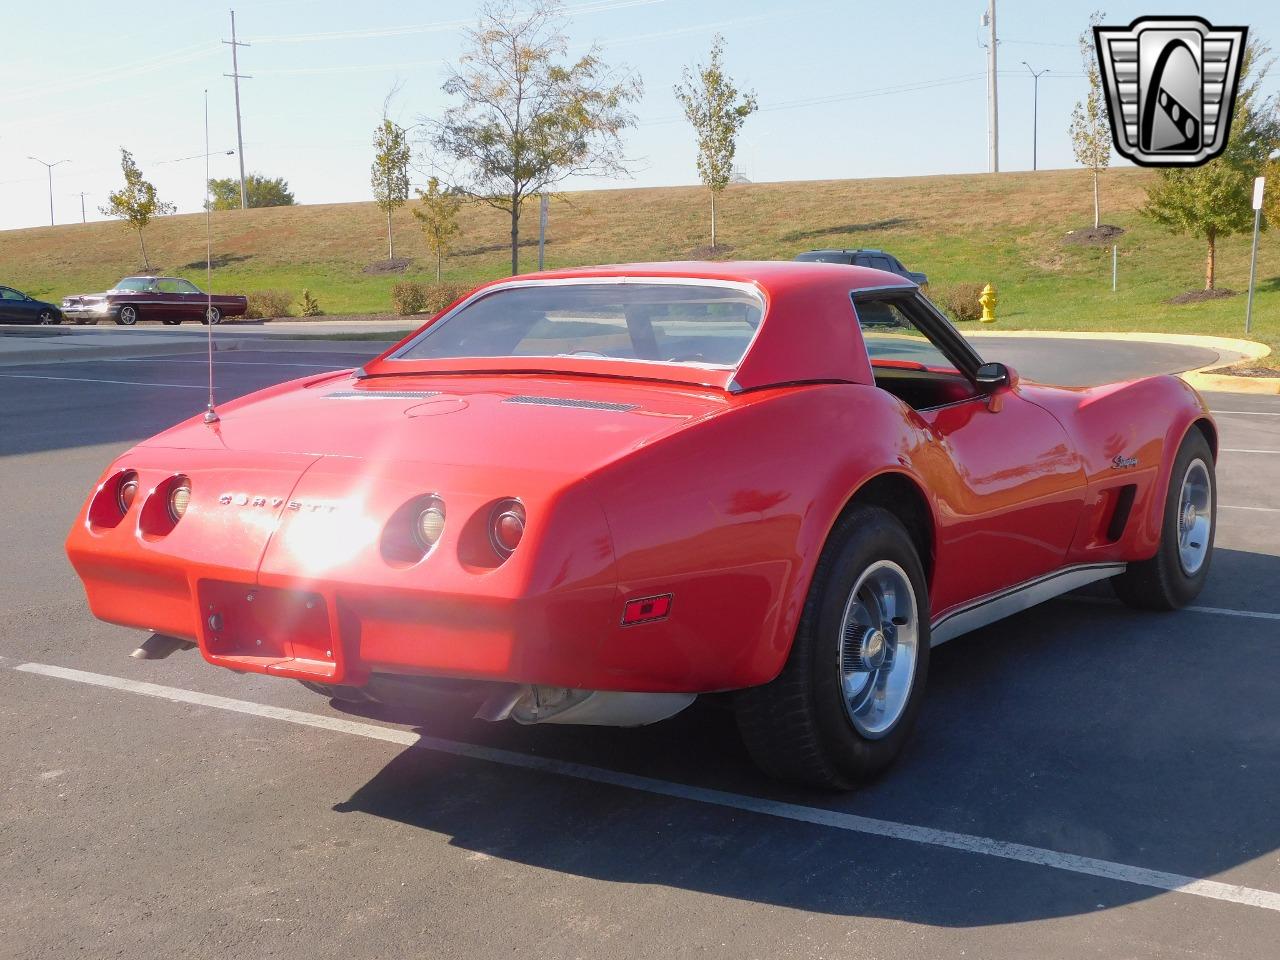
[168,477,192,522]
[490,501,526,558]
[117,472,139,515]
[414,500,446,550]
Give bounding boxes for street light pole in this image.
[28,156,68,226]
[1022,61,1049,171]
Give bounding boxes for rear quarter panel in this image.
[584,383,944,691]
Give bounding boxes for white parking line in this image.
[0,373,204,389]
[1072,595,1280,622]
[1211,410,1280,416]
[1221,448,1280,454]
[1220,504,1280,513]
[13,661,1280,913]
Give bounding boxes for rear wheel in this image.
[117,305,138,326]
[1112,429,1215,610]
[735,505,930,789]
[201,306,222,325]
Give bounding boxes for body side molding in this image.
[930,562,1126,645]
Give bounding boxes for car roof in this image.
[368,260,913,392]
[802,248,892,256]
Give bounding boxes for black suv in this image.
[794,248,927,286]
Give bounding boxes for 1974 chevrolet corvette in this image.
[66,262,1217,787]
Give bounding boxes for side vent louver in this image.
[325,390,442,400]
[504,396,637,412]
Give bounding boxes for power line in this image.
[638,73,986,127]
[245,0,666,44]
[224,10,251,210]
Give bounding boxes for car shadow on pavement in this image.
[329,552,1280,926]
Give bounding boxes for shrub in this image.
[420,282,473,315]
[392,281,472,316]
[933,282,985,323]
[299,289,322,317]
[391,281,427,316]
[244,289,294,319]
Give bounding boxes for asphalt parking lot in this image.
[1,344,1278,959]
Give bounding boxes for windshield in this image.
[395,282,764,369]
[112,278,155,292]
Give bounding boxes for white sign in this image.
[1253,176,1266,211]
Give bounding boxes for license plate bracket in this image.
[197,581,339,680]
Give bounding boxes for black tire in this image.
[117,305,139,326]
[38,309,59,325]
[735,505,931,789]
[1112,428,1215,610]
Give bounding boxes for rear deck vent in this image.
[504,396,637,412]
[325,390,441,401]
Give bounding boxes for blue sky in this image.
[2,0,1277,231]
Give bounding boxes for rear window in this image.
[396,282,764,368]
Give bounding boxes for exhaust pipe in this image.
[130,633,196,660]
[477,684,695,727]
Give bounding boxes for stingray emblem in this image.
[1094,16,1247,167]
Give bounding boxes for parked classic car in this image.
[61,276,248,326]
[795,248,928,286]
[65,261,1216,788]
[0,285,62,324]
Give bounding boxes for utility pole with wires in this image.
[79,191,88,223]
[982,1,999,172]
[1022,61,1049,171]
[223,9,251,210]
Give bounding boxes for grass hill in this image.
[2,168,1276,361]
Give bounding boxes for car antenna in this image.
[202,88,218,424]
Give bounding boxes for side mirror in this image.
[974,361,1013,393]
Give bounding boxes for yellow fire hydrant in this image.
[978,282,998,324]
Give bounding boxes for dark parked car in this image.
[61,276,248,326]
[794,249,928,286]
[0,285,62,324]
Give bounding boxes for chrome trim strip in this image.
[929,562,1126,646]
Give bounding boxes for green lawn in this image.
[2,168,1275,365]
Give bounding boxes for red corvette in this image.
[65,262,1217,787]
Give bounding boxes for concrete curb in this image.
[964,329,1275,395]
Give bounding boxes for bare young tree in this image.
[100,148,175,270]
[1069,11,1111,229]
[432,0,641,274]
[371,113,411,262]
[674,34,757,250]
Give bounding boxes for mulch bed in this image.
[363,258,412,275]
[1203,364,1280,378]
[1062,225,1126,245]
[1166,288,1237,305]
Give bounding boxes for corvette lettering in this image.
[1111,454,1139,469]
[217,492,338,513]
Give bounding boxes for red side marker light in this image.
[622,594,673,626]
